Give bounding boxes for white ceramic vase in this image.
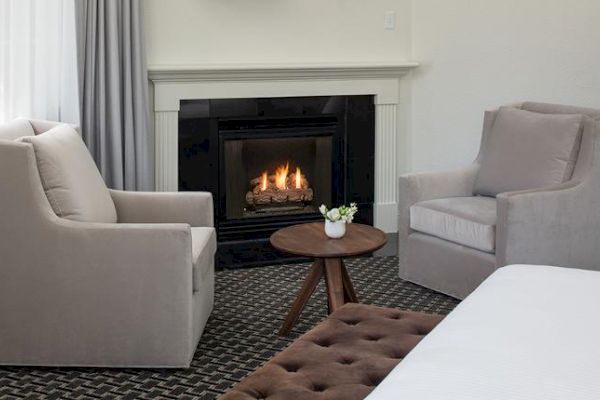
[324,220,346,239]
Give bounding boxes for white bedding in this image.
[367,265,600,400]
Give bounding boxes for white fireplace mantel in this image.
[148,61,418,233]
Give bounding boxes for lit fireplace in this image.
[178,95,376,268]
[245,162,314,213]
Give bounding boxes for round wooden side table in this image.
[270,222,387,336]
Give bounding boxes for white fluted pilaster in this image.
[374,104,399,233]
[154,111,179,192]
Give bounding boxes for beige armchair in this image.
[399,102,600,299]
[0,119,216,367]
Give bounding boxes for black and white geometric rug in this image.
[0,256,459,399]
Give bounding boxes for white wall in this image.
[410,0,600,172]
[143,0,411,66]
[144,0,600,174]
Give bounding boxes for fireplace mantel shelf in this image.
[148,61,419,82]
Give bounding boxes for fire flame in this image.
[258,163,305,192]
[295,167,302,189]
[275,163,289,190]
[260,171,268,191]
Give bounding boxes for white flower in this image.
[321,203,359,222]
[327,208,341,222]
[319,204,328,215]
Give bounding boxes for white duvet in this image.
[367,265,600,400]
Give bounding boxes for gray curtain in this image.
[75,0,153,190]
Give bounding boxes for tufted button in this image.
[313,384,327,392]
[279,363,300,373]
[339,358,353,365]
[362,378,376,387]
[370,378,383,386]
[344,320,361,326]
[254,389,268,400]
[315,340,331,347]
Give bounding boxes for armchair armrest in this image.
[398,164,479,268]
[109,190,214,227]
[495,179,598,268]
[1,219,196,366]
[399,164,479,207]
[52,219,194,295]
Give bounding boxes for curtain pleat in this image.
[76,0,152,191]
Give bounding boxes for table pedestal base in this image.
[279,258,358,336]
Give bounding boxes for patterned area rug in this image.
[0,256,459,399]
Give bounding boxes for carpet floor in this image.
[0,256,459,399]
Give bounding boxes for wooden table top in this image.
[270,222,387,258]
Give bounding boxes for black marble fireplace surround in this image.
[179,96,375,268]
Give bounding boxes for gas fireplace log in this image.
[249,174,310,190]
[246,167,313,207]
[246,191,273,205]
[245,188,313,206]
[287,188,313,202]
[272,192,288,203]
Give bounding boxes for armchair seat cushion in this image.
[191,227,217,292]
[410,197,496,252]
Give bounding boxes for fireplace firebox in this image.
[179,96,375,268]
[222,124,333,220]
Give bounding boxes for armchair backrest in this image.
[0,119,116,223]
[0,119,62,224]
[0,119,83,224]
[477,102,600,184]
[0,132,57,249]
[0,119,36,140]
[0,118,80,140]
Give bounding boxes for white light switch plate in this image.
[384,11,396,30]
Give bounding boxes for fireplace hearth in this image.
[179,96,375,268]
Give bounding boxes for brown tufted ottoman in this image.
[220,303,443,400]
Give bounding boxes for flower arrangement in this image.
[319,203,358,223]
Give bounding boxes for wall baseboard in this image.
[374,233,398,257]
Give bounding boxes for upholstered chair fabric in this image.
[410,196,496,253]
[474,107,583,196]
[0,119,215,367]
[0,118,35,140]
[20,125,117,223]
[191,227,217,292]
[399,102,600,299]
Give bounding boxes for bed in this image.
[367,265,600,400]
